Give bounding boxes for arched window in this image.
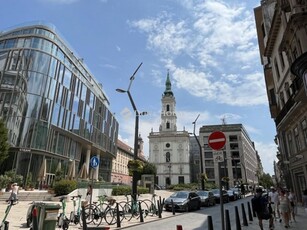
[166,104,170,111]
[166,122,170,129]
[166,152,170,162]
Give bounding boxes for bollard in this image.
[235,206,241,230]
[171,199,175,215]
[139,201,144,222]
[177,225,183,230]
[225,209,231,230]
[81,205,87,230]
[116,202,121,228]
[247,201,253,222]
[158,200,162,218]
[241,203,248,226]
[159,196,163,214]
[208,215,214,230]
[4,221,9,230]
[32,207,39,230]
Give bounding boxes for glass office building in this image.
[0,23,118,186]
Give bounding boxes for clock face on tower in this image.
[166,111,171,116]
[166,143,170,148]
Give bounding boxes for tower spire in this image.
[164,70,173,96]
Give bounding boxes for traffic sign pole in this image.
[208,131,226,230]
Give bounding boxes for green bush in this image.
[112,185,149,196]
[54,179,77,196]
[168,183,198,191]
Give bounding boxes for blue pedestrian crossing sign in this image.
[90,156,100,169]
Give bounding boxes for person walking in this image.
[7,182,19,203]
[288,190,297,222]
[268,187,280,221]
[252,188,274,230]
[279,190,291,228]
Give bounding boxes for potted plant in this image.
[0,175,11,192]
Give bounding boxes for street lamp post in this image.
[116,62,143,201]
[192,114,205,190]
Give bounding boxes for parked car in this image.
[196,190,216,206]
[229,187,242,199]
[211,189,230,203]
[227,189,238,201]
[164,191,201,212]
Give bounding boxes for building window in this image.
[229,135,238,142]
[178,176,184,184]
[274,58,280,80]
[301,119,307,148]
[166,121,170,129]
[288,132,294,155]
[279,51,285,69]
[166,104,170,111]
[166,152,170,162]
[294,126,302,152]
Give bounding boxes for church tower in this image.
[160,71,177,132]
[148,71,190,187]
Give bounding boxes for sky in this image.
[0,0,278,175]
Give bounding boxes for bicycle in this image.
[57,196,70,230]
[118,194,149,221]
[141,193,159,217]
[83,195,121,226]
[69,195,82,226]
[0,199,17,229]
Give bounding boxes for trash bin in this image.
[37,203,61,230]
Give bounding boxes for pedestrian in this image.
[303,189,307,214]
[86,184,92,204]
[268,187,280,222]
[279,190,291,228]
[7,182,19,203]
[252,188,274,230]
[288,189,297,222]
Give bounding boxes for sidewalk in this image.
[242,206,307,230]
[0,190,175,229]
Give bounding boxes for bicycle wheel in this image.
[141,199,157,216]
[138,200,149,219]
[82,206,99,225]
[118,201,133,221]
[104,207,116,225]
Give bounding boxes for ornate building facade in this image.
[148,72,190,187]
[254,0,307,201]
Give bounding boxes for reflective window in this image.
[1,72,16,86]
[48,57,58,78]
[16,38,25,48]
[27,71,47,95]
[63,68,71,88]
[32,121,48,150]
[48,78,56,100]
[51,103,60,125]
[0,52,8,70]
[80,83,86,101]
[41,98,51,121]
[4,39,17,49]
[25,94,42,119]
[72,96,78,115]
[57,134,65,155]
[28,50,50,75]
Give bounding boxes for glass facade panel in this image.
[27,71,47,95]
[25,94,42,118]
[0,51,8,70]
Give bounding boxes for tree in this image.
[0,119,9,165]
[259,173,274,188]
[142,162,157,175]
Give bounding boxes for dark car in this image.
[211,189,229,203]
[164,191,201,212]
[196,190,216,207]
[227,189,238,201]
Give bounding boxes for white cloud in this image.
[129,1,266,107]
[254,141,277,175]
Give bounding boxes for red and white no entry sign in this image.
[208,131,226,151]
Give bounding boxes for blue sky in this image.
[1,0,277,175]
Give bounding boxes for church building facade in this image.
[148,72,190,187]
